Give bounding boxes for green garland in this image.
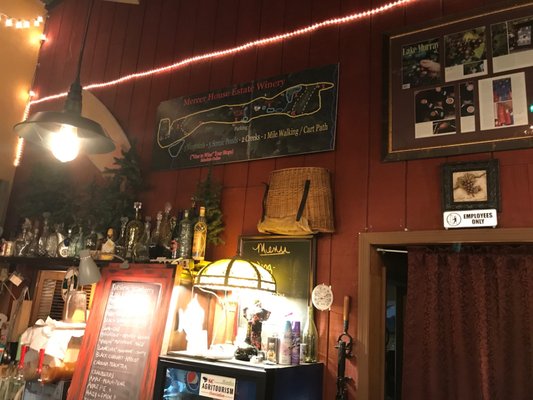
[17,146,144,233]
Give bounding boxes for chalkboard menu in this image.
[69,264,174,400]
[84,282,160,399]
[239,235,316,322]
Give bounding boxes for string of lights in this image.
[29,0,415,107]
[0,12,44,29]
[14,0,415,166]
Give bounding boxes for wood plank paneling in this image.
[11,1,533,399]
[111,2,147,131]
[367,0,407,232]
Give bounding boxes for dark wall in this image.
[10,0,530,398]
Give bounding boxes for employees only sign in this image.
[443,209,497,229]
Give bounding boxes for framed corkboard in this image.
[384,0,533,161]
[68,264,174,400]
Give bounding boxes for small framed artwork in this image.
[442,159,500,211]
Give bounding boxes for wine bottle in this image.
[149,211,163,259]
[178,210,193,259]
[191,206,207,262]
[158,201,173,250]
[134,216,151,262]
[125,202,144,260]
[38,214,50,257]
[114,217,129,259]
[301,305,318,363]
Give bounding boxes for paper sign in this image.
[199,373,236,400]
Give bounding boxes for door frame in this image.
[357,227,533,400]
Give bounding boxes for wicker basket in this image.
[258,167,335,234]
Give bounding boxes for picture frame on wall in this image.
[441,159,500,211]
[383,1,533,161]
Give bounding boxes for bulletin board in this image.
[68,264,174,400]
[384,0,533,161]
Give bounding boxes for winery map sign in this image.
[152,64,338,170]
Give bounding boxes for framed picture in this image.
[442,159,499,211]
[383,1,533,161]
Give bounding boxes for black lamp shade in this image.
[14,110,115,154]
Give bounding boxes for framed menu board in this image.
[239,235,316,323]
[68,264,174,400]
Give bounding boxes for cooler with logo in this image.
[153,355,323,400]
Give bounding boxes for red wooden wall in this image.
[8,0,531,398]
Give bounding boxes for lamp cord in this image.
[65,0,95,114]
[76,0,95,84]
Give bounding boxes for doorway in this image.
[356,228,533,400]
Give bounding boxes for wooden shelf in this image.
[0,256,108,269]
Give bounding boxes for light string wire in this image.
[28,0,415,108]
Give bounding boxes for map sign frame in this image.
[152,64,338,170]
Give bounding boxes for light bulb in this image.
[50,125,80,162]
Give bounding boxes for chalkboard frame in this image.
[68,264,174,400]
[239,235,316,315]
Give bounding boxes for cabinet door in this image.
[30,270,94,325]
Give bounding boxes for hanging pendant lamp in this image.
[14,0,115,162]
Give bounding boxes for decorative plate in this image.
[311,283,333,311]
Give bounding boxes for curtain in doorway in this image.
[402,246,533,400]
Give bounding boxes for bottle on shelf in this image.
[158,202,173,251]
[38,213,51,257]
[134,216,151,262]
[125,202,144,260]
[178,209,193,259]
[67,226,84,258]
[291,321,301,365]
[100,227,116,258]
[46,223,63,258]
[170,211,182,259]
[14,219,32,257]
[57,227,72,258]
[149,211,163,259]
[115,217,129,259]
[278,320,293,365]
[301,305,319,363]
[84,225,99,251]
[191,206,207,262]
[26,223,41,257]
